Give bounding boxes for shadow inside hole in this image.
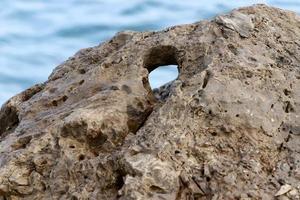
[149,65,179,89]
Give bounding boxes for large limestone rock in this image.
[0,4,300,200]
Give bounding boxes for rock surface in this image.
[0,4,300,200]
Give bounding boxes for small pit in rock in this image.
[78,154,85,161]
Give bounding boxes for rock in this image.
[0,4,300,200]
[288,188,298,197]
[275,185,292,196]
[216,10,254,38]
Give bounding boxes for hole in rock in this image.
[175,150,181,154]
[0,105,19,135]
[143,45,181,99]
[78,154,85,161]
[149,65,179,89]
[115,170,126,190]
[79,80,85,85]
[150,185,165,193]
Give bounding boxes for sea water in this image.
[1,0,299,105]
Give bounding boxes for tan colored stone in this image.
[0,4,300,200]
[275,184,292,196]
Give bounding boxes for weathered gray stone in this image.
[0,4,300,200]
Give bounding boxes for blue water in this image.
[1,0,300,105]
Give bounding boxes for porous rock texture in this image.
[0,4,300,200]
